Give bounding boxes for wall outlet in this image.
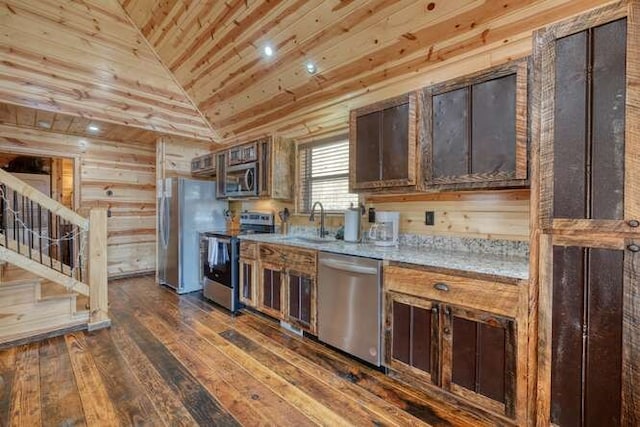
[368,207,376,223]
[425,211,435,226]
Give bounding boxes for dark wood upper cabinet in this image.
[349,92,417,191]
[421,59,529,190]
[538,10,639,234]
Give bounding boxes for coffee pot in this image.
[368,211,400,247]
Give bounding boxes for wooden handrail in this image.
[0,168,89,229]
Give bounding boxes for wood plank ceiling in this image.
[0,0,218,141]
[1,0,613,145]
[119,0,612,142]
[0,102,159,144]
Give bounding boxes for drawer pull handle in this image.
[433,282,450,292]
[628,244,640,253]
[628,219,640,228]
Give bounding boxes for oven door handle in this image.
[207,237,231,245]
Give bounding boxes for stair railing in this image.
[0,168,109,329]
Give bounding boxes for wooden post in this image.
[88,208,110,331]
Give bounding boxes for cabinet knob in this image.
[443,327,451,335]
[628,244,640,253]
[628,219,640,228]
[433,282,450,292]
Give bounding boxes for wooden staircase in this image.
[0,169,108,345]
[0,275,89,343]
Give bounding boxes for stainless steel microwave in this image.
[225,162,258,197]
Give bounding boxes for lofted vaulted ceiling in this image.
[1,0,612,144]
[0,0,218,141]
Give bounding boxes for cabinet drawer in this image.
[258,244,317,272]
[258,244,287,266]
[284,247,317,272]
[384,265,519,318]
[240,241,257,259]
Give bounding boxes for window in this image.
[297,136,358,213]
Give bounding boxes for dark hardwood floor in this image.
[0,276,491,426]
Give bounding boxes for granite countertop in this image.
[238,234,529,281]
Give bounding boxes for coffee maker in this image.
[368,211,400,247]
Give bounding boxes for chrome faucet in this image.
[309,201,327,238]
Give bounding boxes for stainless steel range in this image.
[201,212,274,312]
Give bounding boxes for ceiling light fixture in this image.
[37,120,51,128]
[87,124,100,132]
[263,45,274,57]
[305,61,317,74]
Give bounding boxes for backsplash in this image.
[231,189,531,246]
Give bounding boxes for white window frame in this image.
[296,135,358,214]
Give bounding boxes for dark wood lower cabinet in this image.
[239,259,256,307]
[386,291,517,419]
[285,271,316,334]
[260,265,282,319]
[442,306,516,418]
[550,245,626,426]
[386,293,438,384]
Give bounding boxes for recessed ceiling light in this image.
[305,61,317,74]
[87,124,100,132]
[263,45,274,57]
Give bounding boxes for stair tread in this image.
[0,278,42,287]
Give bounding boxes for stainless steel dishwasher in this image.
[318,252,383,366]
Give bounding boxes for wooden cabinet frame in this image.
[255,243,318,334]
[349,92,418,190]
[420,58,529,190]
[536,1,639,235]
[385,292,440,386]
[257,261,285,320]
[284,267,317,335]
[239,258,257,307]
[384,264,527,424]
[532,3,640,425]
[441,305,517,419]
[537,234,640,426]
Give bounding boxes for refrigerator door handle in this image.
[160,196,169,249]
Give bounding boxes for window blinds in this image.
[297,137,358,213]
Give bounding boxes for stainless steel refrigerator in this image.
[157,177,227,293]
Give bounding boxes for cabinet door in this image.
[259,264,283,319]
[381,103,410,181]
[539,15,639,234]
[350,93,417,190]
[441,305,516,418]
[422,59,528,190]
[353,110,381,185]
[286,270,316,334]
[385,292,439,386]
[432,87,469,179]
[258,138,271,197]
[537,237,640,426]
[216,152,226,199]
[239,259,256,307]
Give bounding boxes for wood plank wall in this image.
[0,123,156,277]
[229,190,529,241]
[157,136,213,178]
